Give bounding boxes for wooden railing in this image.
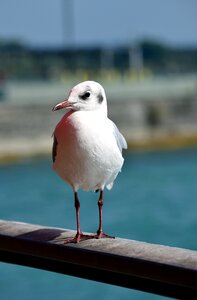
[0,220,197,298]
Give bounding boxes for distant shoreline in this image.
[1,76,197,164]
[0,133,197,165]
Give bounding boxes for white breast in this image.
[53,110,124,191]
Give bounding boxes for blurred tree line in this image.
[0,39,197,80]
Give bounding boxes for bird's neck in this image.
[70,106,108,117]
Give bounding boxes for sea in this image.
[0,147,197,300]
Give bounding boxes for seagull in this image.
[52,81,127,243]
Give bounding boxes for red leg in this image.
[64,192,95,244]
[96,190,115,239]
[97,190,104,237]
[75,191,81,240]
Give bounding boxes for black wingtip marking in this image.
[52,136,58,163]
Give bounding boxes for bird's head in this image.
[52,81,107,115]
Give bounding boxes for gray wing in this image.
[111,121,127,152]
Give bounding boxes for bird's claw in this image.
[95,231,115,239]
[64,232,95,244]
[64,231,115,244]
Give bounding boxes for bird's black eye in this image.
[80,91,91,100]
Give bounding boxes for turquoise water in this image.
[1,148,197,300]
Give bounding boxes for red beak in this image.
[52,99,74,111]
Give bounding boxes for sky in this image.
[0,0,197,48]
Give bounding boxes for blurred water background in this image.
[1,148,197,300]
[1,1,197,299]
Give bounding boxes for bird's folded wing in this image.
[111,121,127,152]
[52,135,58,163]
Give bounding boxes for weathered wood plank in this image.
[0,219,197,298]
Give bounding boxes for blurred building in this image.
[0,40,197,80]
[0,73,197,161]
[1,37,197,161]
